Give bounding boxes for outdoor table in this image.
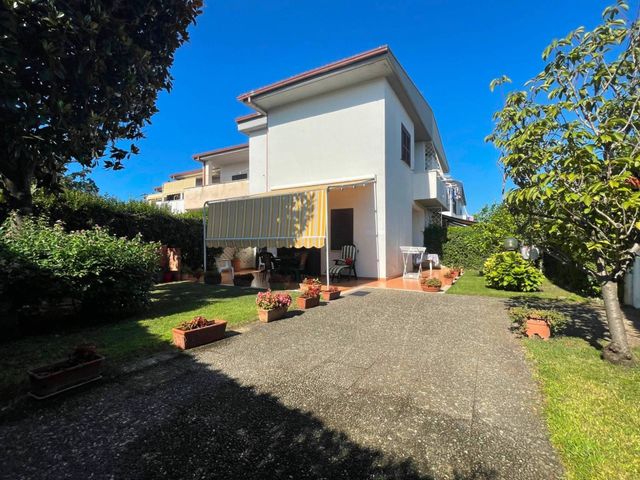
[425,253,440,274]
[400,246,426,279]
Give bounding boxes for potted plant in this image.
[204,267,222,285]
[193,267,204,282]
[231,250,243,272]
[172,315,227,350]
[256,290,292,322]
[321,286,341,301]
[509,307,568,340]
[299,276,322,293]
[28,344,105,399]
[181,265,194,281]
[296,284,321,309]
[420,277,442,292]
[233,272,254,287]
[442,271,454,286]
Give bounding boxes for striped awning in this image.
[206,189,327,248]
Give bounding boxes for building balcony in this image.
[154,199,185,214]
[183,180,250,211]
[412,170,449,209]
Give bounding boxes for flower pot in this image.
[525,318,551,339]
[172,321,228,350]
[204,271,222,285]
[28,354,105,399]
[321,290,341,301]
[442,277,453,286]
[297,296,320,309]
[232,258,242,271]
[257,306,288,323]
[421,286,440,293]
[233,273,254,287]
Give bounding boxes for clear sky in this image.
[86,0,635,214]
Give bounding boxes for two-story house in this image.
[149,46,471,280]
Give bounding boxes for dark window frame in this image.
[330,208,354,251]
[401,124,411,166]
[231,173,248,181]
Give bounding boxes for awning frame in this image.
[202,177,377,287]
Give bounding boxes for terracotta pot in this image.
[442,277,453,286]
[257,306,288,323]
[297,296,320,309]
[421,286,440,293]
[172,321,227,350]
[28,354,105,399]
[321,290,341,301]
[525,318,551,339]
[232,258,242,271]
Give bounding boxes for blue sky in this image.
[87,0,632,214]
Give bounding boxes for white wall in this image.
[384,81,416,277]
[248,129,267,194]
[320,185,378,278]
[412,205,425,247]
[218,161,249,183]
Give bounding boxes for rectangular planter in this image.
[297,296,320,309]
[321,290,341,301]
[172,321,227,350]
[258,306,288,323]
[29,355,105,399]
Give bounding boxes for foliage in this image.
[486,1,639,363]
[302,277,322,286]
[544,254,600,298]
[423,224,447,255]
[0,215,159,334]
[60,168,99,195]
[0,0,202,215]
[484,252,544,292]
[300,284,321,298]
[176,316,216,331]
[421,277,442,288]
[13,190,205,269]
[442,204,520,269]
[255,290,292,311]
[509,307,569,335]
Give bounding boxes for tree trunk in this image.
[601,280,635,366]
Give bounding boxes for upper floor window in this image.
[401,124,411,166]
[195,177,203,187]
[231,173,248,181]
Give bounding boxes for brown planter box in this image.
[28,355,105,399]
[525,318,551,339]
[172,321,228,350]
[321,290,341,301]
[258,306,288,323]
[233,273,254,287]
[297,296,320,309]
[421,286,440,293]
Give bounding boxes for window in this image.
[330,208,354,251]
[231,173,248,181]
[195,177,203,187]
[211,176,220,184]
[401,124,411,166]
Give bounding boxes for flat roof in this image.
[237,45,389,102]
[169,168,202,179]
[192,143,249,160]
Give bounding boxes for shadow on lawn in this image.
[504,296,608,349]
[1,350,499,480]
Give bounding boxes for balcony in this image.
[412,171,449,209]
[154,199,185,214]
[184,180,250,211]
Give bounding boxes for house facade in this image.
[148,46,471,279]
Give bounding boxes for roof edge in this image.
[192,143,249,160]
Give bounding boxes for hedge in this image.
[0,216,159,336]
[7,190,205,270]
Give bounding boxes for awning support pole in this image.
[325,188,330,288]
[202,202,208,272]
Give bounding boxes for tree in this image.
[0,0,202,219]
[487,1,639,365]
[60,168,99,195]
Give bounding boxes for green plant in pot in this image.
[421,277,442,292]
[204,267,222,285]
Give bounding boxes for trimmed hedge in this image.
[0,216,160,336]
[483,252,544,292]
[26,190,204,269]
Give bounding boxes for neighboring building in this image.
[145,168,203,213]
[148,46,472,278]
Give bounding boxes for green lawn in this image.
[0,282,297,399]
[524,338,640,480]
[446,269,587,302]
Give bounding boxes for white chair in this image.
[216,258,234,278]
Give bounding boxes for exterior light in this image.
[529,246,541,261]
[504,237,519,251]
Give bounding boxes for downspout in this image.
[202,201,208,272]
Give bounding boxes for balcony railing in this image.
[155,199,185,214]
[412,171,449,209]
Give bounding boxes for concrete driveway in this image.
[1,289,562,479]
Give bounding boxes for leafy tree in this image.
[487,1,639,364]
[60,168,99,195]
[0,0,202,218]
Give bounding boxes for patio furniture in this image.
[329,244,357,282]
[424,253,440,275]
[216,258,234,278]
[400,246,426,279]
[258,251,277,278]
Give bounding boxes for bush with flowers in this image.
[256,290,292,311]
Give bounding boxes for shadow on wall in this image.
[504,296,608,349]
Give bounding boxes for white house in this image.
[152,46,471,280]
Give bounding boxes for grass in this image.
[0,282,298,399]
[524,337,640,480]
[446,269,588,302]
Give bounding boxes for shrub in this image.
[483,252,544,292]
[0,216,159,334]
[256,290,292,310]
[509,307,569,335]
[442,226,489,270]
[300,284,321,298]
[421,277,442,288]
[423,224,447,256]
